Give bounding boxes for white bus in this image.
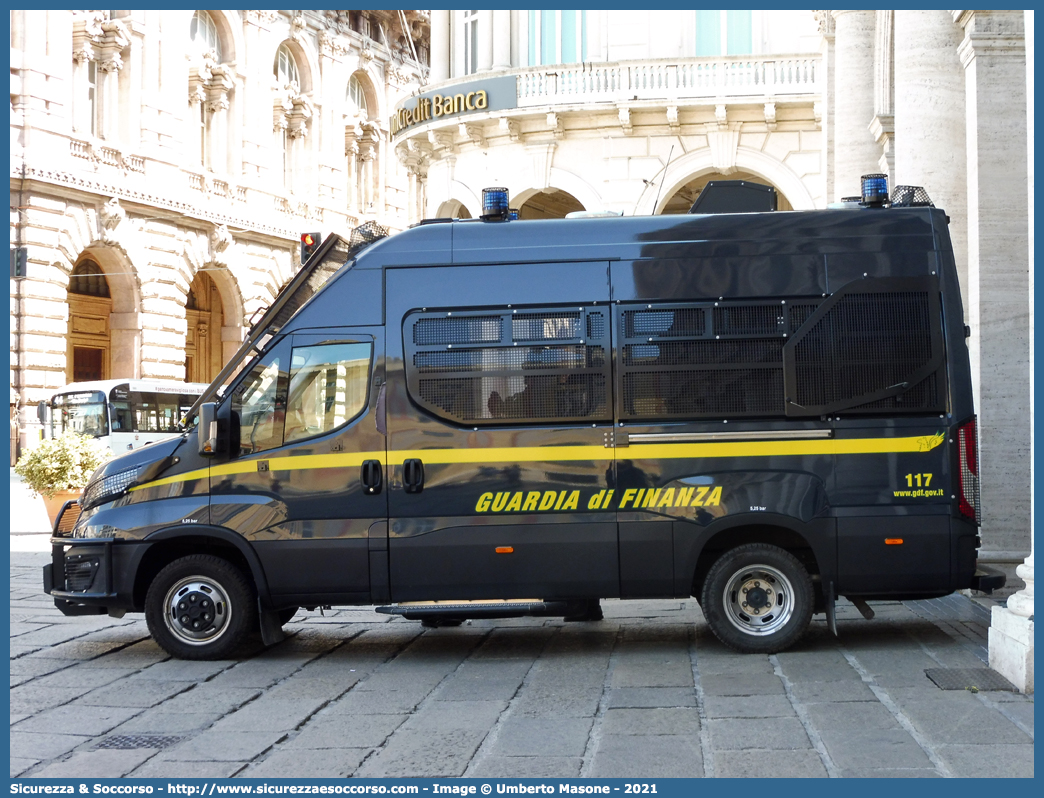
[43,380,209,454]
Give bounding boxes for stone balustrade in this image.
[516,55,820,108]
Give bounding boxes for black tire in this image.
[277,607,299,626]
[699,543,813,654]
[145,554,257,660]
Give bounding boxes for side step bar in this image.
[376,600,576,621]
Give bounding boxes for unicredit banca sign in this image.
[390,75,517,136]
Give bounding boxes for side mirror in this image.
[198,402,222,456]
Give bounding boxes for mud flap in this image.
[258,600,286,646]
[825,580,838,637]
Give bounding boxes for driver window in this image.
[284,342,372,444]
[232,347,287,456]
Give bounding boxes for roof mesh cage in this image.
[891,185,934,208]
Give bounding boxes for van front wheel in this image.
[145,554,257,660]
[700,544,813,654]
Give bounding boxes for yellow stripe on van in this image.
[127,432,943,492]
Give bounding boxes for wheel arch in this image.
[134,526,271,610]
[685,514,835,599]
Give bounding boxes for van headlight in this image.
[81,466,138,511]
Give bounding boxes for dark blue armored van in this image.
[44,183,1004,658]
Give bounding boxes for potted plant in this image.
[14,431,112,526]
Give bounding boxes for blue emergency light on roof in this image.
[861,173,889,206]
[509,208,519,220]
[481,187,510,220]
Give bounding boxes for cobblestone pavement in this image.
[10,551,1033,779]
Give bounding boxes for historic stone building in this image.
[10,8,429,442]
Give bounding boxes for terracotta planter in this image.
[42,489,83,532]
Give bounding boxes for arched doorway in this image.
[517,189,584,219]
[437,199,472,219]
[184,270,225,383]
[67,258,111,383]
[660,170,794,214]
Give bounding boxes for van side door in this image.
[209,329,387,606]
[385,262,618,602]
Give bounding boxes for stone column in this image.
[983,8,1033,695]
[954,9,1030,600]
[893,10,968,296]
[345,130,359,214]
[479,10,494,72]
[815,11,836,206]
[493,10,511,69]
[831,10,879,200]
[430,10,450,82]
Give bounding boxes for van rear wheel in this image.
[145,554,256,660]
[700,544,813,654]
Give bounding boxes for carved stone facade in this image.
[10,10,429,449]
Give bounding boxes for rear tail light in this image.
[957,418,980,524]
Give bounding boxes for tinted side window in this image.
[231,344,288,456]
[285,342,372,443]
[404,306,611,425]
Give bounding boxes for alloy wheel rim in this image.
[163,576,231,646]
[721,564,795,636]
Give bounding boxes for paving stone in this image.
[10,758,40,778]
[936,744,1036,778]
[327,686,431,715]
[285,713,407,749]
[129,758,247,778]
[111,711,226,735]
[817,728,933,770]
[899,699,1034,744]
[610,661,693,688]
[512,694,602,719]
[400,700,507,732]
[10,731,85,760]
[33,666,139,689]
[8,684,84,715]
[694,653,775,675]
[468,756,582,778]
[159,686,262,716]
[209,696,328,732]
[492,716,593,757]
[589,734,703,778]
[75,678,193,708]
[702,695,796,719]
[206,655,318,689]
[599,707,700,736]
[135,658,236,681]
[607,688,696,708]
[10,657,72,686]
[13,704,142,736]
[354,728,487,778]
[28,749,155,778]
[699,673,785,696]
[240,747,369,778]
[161,730,287,761]
[715,748,829,778]
[708,717,811,750]
[788,680,878,703]
[470,629,556,659]
[805,701,900,730]
[836,768,942,778]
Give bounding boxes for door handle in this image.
[403,458,424,494]
[361,460,383,495]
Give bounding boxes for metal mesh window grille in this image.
[413,316,502,345]
[406,306,611,425]
[618,300,815,420]
[512,312,581,341]
[789,290,943,413]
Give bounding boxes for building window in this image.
[347,75,367,119]
[463,10,479,75]
[189,10,220,59]
[695,10,752,57]
[528,10,587,66]
[86,59,98,136]
[274,44,300,90]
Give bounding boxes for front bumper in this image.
[44,537,145,616]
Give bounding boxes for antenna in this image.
[652,145,675,215]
